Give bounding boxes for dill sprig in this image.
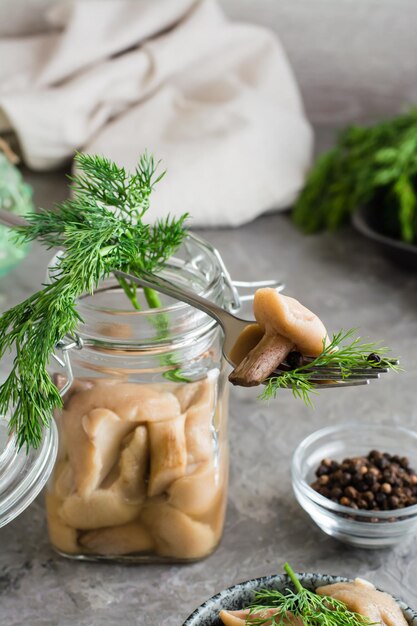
[260,329,400,407]
[292,108,417,243]
[246,563,375,626]
[0,152,188,450]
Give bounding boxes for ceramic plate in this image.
[182,573,417,626]
[352,205,417,270]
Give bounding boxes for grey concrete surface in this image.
[1,168,417,625]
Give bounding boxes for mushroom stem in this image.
[229,333,294,387]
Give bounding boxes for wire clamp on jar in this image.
[52,333,84,396]
[187,233,285,314]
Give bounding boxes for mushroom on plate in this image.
[316,579,408,626]
[220,609,303,626]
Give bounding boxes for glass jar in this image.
[45,235,233,562]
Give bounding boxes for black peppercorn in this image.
[340,472,352,486]
[367,353,382,364]
[363,490,374,501]
[330,487,343,499]
[375,492,386,506]
[369,449,382,459]
[388,495,400,509]
[340,496,351,507]
[310,448,417,516]
[344,485,358,500]
[364,472,376,485]
[375,456,390,470]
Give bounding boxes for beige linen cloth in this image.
[0,0,312,227]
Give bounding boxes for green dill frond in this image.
[293,107,417,243]
[245,563,376,626]
[1,152,188,449]
[259,329,399,408]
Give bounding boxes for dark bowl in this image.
[182,573,417,626]
[352,205,417,270]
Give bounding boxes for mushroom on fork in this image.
[229,289,329,386]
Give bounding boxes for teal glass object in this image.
[0,153,34,276]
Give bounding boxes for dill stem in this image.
[116,275,141,310]
[284,562,304,593]
[143,286,162,309]
[142,282,187,381]
[144,286,169,337]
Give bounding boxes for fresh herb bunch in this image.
[261,329,399,407]
[247,563,375,626]
[0,152,188,450]
[293,108,417,243]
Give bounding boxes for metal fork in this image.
[114,269,396,389]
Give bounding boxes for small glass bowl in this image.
[292,423,417,549]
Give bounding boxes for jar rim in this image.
[46,234,230,350]
[48,233,224,314]
[77,257,220,317]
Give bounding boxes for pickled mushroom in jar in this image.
[148,413,187,497]
[61,385,181,496]
[168,461,219,517]
[53,460,75,500]
[45,492,79,555]
[79,521,154,556]
[316,579,409,626]
[141,500,217,559]
[62,407,136,497]
[111,425,148,502]
[183,378,216,465]
[46,374,228,560]
[229,289,328,386]
[59,488,143,530]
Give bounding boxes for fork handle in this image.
[113,269,236,330]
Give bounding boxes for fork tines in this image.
[272,357,398,387]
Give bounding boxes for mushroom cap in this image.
[316,579,408,626]
[220,609,302,626]
[219,610,248,626]
[254,289,328,356]
[229,323,264,366]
